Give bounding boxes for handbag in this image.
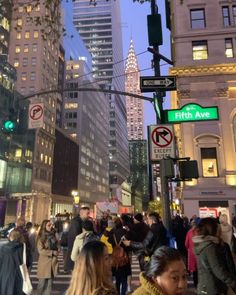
[19,243,33,295]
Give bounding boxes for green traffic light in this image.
[4,120,15,132]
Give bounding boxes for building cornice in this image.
[170,63,236,77]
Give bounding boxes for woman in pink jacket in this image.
[185,218,199,288]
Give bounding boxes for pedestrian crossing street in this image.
[30,253,196,294]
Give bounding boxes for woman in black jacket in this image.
[0,230,24,295]
[193,217,236,295]
[108,217,131,295]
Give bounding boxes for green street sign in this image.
[165,103,219,123]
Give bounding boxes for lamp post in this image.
[71,190,79,215]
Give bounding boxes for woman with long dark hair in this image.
[36,219,59,295]
[66,240,117,295]
[133,246,187,295]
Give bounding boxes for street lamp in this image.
[71,190,80,206]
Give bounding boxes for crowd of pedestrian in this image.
[1,209,236,295]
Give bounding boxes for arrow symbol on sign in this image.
[156,130,169,142]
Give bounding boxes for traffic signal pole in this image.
[149,0,172,232]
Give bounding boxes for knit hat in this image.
[134,213,143,223]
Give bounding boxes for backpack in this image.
[111,234,129,268]
[83,232,98,246]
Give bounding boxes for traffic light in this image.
[179,160,199,180]
[147,14,163,46]
[2,108,17,133]
[3,120,16,132]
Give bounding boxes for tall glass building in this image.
[73,0,129,197]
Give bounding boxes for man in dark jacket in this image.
[64,206,90,272]
[124,212,168,270]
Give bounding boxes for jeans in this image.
[115,275,128,295]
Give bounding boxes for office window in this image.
[233,6,236,24]
[25,31,30,39]
[190,9,205,29]
[15,46,20,53]
[21,72,27,81]
[192,40,208,60]
[30,72,36,81]
[22,57,28,66]
[35,4,40,11]
[33,31,39,38]
[32,57,37,66]
[23,44,29,53]
[26,5,32,13]
[17,19,22,26]
[225,38,234,57]
[32,44,38,52]
[18,6,23,13]
[201,148,218,177]
[16,32,21,39]
[222,6,230,27]
[14,60,19,67]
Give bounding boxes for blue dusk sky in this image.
[120,0,171,138]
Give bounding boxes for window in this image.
[15,46,20,53]
[18,6,24,13]
[22,57,28,66]
[14,60,19,67]
[25,31,30,39]
[17,19,22,26]
[16,32,21,39]
[201,148,218,177]
[222,6,230,27]
[32,44,37,52]
[30,72,36,81]
[192,40,208,60]
[190,9,205,29]
[233,116,236,151]
[31,57,37,66]
[225,38,234,57]
[33,31,39,38]
[233,6,236,24]
[23,44,29,53]
[26,5,32,13]
[35,4,40,11]
[21,72,27,81]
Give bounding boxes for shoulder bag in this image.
[19,243,33,295]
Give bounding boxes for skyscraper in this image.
[125,39,144,140]
[8,1,61,223]
[73,0,129,198]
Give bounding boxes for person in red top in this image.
[185,218,200,288]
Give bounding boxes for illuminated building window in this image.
[33,31,39,38]
[21,72,27,81]
[190,9,205,29]
[23,44,29,52]
[40,153,44,162]
[26,5,32,13]
[73,64,80,69]
[25,31,30,39]
[233,116,236,151]
[201,148,218,177]
[192,40,208,60]
[225,38,234,57]
[64,103,78,109]
[18,6,24,13]
[222,6,230,27]
[16,32,21,39]
[14,60,19,67]
[35,4,40,11]
[15,46,21,53]
[17,19,23,26]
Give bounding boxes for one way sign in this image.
[140,76,176,92]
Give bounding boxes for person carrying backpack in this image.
[108,217,131,295]
[71,219,98,262]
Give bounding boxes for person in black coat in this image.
[123,212,168,270]
[108,217,131,295]
[64,206,90,272]
[0,230,24,295]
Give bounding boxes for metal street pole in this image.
[150,0,171,232]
